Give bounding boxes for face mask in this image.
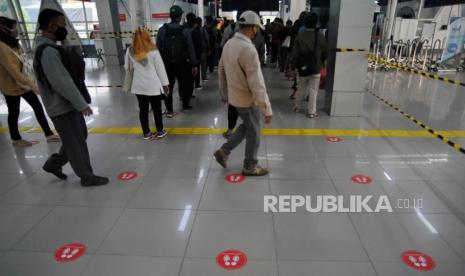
[55,26,68,41]
[10,28,19,38]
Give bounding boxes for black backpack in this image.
[297,31,319,77]
[161,24,189,64]
[34,44,91,104]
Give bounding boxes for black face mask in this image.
[55,26,68,41]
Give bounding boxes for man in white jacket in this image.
[214,11,273,176]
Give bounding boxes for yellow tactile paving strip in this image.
[2,127,465,138]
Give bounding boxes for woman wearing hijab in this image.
[125,27,169,140]
[0,16,59,147]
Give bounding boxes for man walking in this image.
[33,9,108,186]
[214,11,273,176]
[157,5,198,115]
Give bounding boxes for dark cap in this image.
[170,5,183,18]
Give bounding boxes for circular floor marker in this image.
[402,251,436,271]
[216,250,248,270]
[117,171,138,181]
[225,174,246,183]
[30,140,40,145]
[351,175,373,185]
[55,243,86,263]
[326,137,342,143]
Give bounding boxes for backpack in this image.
[34,44,91,104]
[161,24,189,64]
[297,31,319,77]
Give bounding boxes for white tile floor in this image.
[0,64,464,275]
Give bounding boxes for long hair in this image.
[132,27,157,62]
[0,16,20,49]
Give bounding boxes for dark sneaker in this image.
[157,130,167,139]
[43,166,68,180]
[214,148,229,168]
[143,132,155,140]
[81,176,109,187]
[222,130,233,139]
[242,166,269,176]
[166,112,174,118]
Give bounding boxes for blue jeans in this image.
[221,106,261,169]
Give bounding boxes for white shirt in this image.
[124,48,169,96]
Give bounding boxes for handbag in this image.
[297,31,319,77]
[282,35,291,48]
[122,47,134,93]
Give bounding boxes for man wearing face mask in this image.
[33,9,108,187]
[213,11,273,177]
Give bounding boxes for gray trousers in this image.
[221,106,261,170]
[44,110,94,181]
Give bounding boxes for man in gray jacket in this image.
[34,9,108,187]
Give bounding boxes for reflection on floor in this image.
[0,65,464,276]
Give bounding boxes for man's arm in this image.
[218,55,228,102]
[320,33,329,63]
[240,48,272,116]
[289,35,301,70]
[41,47,88,111]
[184,29,198,66]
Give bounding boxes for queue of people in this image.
[0,6,328,183]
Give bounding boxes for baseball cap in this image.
[170,5,183,18]
[238,11,264,30]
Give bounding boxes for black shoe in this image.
[81,176,109,187]
[43,166,68,180]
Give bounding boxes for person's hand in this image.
[192,67,199,76]
[264,115,272,124]
[82,106,93,116]
[221,98,228,106]
[163,86,170,95]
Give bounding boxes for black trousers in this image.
[271,42,279,63]
[164,62,194,111]
[44,110,94,181]
[228,104,238,130]
[136,94,163,134]
[4,91,54,141]
[194,67,201,88]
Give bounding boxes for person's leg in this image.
[21,91,54,137]
[307,74,321,115]
[4,95,22,141]
[242,107,261,170]
[228,104,238,130]
[293,76,310,111]
[201,54,208,80]
[194,66,201,88]
[221,107,248,155]
[164,63,176,114]
[136,94,151,135]
[49,111,94,180]
[150,95,164,133]
[223,104,238,138]
[178,64,194,109]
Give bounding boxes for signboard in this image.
[152,13,170,19]
[441,17,465,62]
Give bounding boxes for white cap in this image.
[238,11,265,30]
